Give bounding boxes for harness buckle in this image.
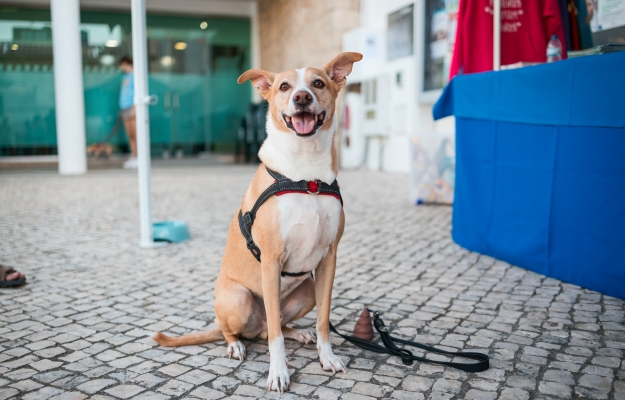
[307,180,320,195]
[242,212,253,229]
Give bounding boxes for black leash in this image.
[329,310,489,373]
[99,113,123,144]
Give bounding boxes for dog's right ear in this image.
[238,69,276,99]
[324,52,363,89]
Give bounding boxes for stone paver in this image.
[104,384,144,399]
[1,165,625,399]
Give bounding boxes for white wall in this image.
[344,0,455,173]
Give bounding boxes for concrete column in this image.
[51,0,87,174]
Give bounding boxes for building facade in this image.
[4,0,466,182]
[258,0,360,72]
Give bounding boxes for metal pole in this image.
[493,0,501,71]
[51,0,86,175]
[131,0,163,248]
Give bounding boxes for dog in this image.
[153,52,363,393]
[87,143,113,159]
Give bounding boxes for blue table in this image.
[433,52,625,300]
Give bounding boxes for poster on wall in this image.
[587,0,625,32]
[423,0,458,92]
[410,134,455,205]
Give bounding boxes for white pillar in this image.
[51,0,86,175]
[250,1,262,103]
[131,0,162,248]
[493,0,501,71]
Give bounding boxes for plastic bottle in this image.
[547,35,562,63]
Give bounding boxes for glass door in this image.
[146,28,212,157]
[0,8,251,157]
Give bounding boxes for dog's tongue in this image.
[292,113,315,134]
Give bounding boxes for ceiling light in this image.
[11,44,18,50]
[105,40,118,47]
[174,42,187,50]
[100,54,115,66]
[200,21,208,29]
[160,55,174,67]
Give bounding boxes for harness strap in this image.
[329,312,489,373]
[238,167,343,263]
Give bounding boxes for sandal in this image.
[0,265,27,288]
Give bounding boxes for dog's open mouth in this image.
[283,111,326,136]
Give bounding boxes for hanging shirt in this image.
[558,0,573,51]
[119,72,134,110]
[450,0,567,79]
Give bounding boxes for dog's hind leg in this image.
[215,277,264,361]
[280,277,317,344]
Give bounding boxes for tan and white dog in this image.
[153,52,363,393]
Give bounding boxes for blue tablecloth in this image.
[434,52,625,299]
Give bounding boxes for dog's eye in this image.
[279,82,289,91]
[313,79,325,89]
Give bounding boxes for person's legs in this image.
[121,107,138,169]
[123,116,137,158]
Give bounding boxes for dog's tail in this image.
[152,328,223,347]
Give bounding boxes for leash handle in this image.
[329,311,489,373]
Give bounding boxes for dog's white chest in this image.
[277,194,341,275]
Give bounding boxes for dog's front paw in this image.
[227,341,246,361]
[267,335,290,393]
[317,338,347,373]
[266,358,290,393]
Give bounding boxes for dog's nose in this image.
[293,90,312,107]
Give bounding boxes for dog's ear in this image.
[324,52,363,88]
[238,69,276,98]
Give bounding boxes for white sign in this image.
[588,0,625,32]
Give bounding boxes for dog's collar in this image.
[238,167,343,263]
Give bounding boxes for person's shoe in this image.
[123,157,138,169]
[0,265,26,288]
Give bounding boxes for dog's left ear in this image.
[238,69,276,99]
[324,52,363,88]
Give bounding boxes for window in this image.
[423,0,458,92]
[387,4,414,61]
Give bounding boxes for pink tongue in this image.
[292,113,315,134]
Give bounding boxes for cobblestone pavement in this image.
[1,165,624,400]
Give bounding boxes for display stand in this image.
[433,51,625,299]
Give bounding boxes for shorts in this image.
[120,106,135,121]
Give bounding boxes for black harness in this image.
[238,167,343,277]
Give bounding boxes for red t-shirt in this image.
[450,0,566,79]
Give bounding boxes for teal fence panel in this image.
[0,66,56,150]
